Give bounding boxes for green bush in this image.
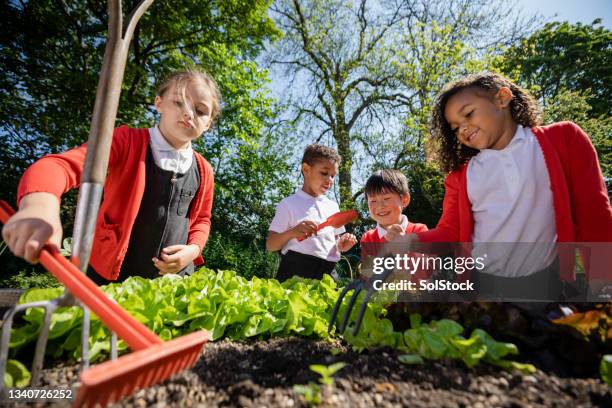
[202,233,279,280]
[0,269,59,289]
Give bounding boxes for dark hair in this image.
[364,169,409,198]
[431,72,542,173]
[156,68,222,126]
[301,144,341,166]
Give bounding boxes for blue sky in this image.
[264,0,611,193]
[516,0,611,27]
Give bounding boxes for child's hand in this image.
[1,192,63,263]
[153,244,200,275]
[384,224,406,242]
[336,233,357,252]
[291,220,318,240]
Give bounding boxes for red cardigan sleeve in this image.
[564,122,612,242]
[188,158,214,252]
[17,126,129,206]
[18,145,86,205]
[408,223,429,233]
[416,171,462,243]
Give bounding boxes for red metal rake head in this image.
[76,331,208,407]
[0,200,209,407]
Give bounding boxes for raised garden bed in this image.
[3,269,611,407]
[9,337,611,407]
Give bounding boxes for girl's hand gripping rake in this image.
[0,201,209,407]
[297,210,359,241]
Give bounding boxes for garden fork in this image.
[0,0,152,394]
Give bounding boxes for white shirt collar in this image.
[148,126,194,174]
[150,126,193,153]
[376,214,409,238]
[296,188,326,201]
[474,125,527,164]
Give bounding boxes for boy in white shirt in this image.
[267,144,357,281]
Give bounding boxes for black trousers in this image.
[276,250,336,282]
[471,258,562,302]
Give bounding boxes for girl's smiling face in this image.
[444,86,516,151]
[155,79,214,149]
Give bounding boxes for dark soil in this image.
[9,336,611,407]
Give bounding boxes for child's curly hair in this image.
[302,144,341,166]
[430,72,542,173]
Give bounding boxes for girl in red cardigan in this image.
[2,69,220,284]
[392,73,612,299]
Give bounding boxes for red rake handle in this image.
[0,200,162,351]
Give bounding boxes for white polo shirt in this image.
[269,189,345,261]
[467,125,557,277]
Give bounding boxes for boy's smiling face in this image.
[367,190,410,228]
[301,159,337,197]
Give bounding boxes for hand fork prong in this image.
[328,279,362,334]
[352,288,375,336]
[351,267,396,336]
[338,281,365,334]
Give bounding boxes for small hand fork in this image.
[328,267,395,336]
[328,235,417,336]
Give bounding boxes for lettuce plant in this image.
[3,267,533,387]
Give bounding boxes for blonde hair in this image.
[156,69,222,126]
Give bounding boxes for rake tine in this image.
[0,306,19,394]
[338,281,365,334]
[0,300,60,392]
[0,313,16,397]
[81,305,90,369]
[111,331,118,360]
[31,300,58,385]
[328,279,362,333]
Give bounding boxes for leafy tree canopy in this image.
[0,0,292,277]
[500,19,611,117]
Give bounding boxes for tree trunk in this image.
[334,123,353,210]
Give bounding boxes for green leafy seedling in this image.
[60,237,73,257]
[310,362,347,386]
[293,362,346,405]
[293,383,321,405]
